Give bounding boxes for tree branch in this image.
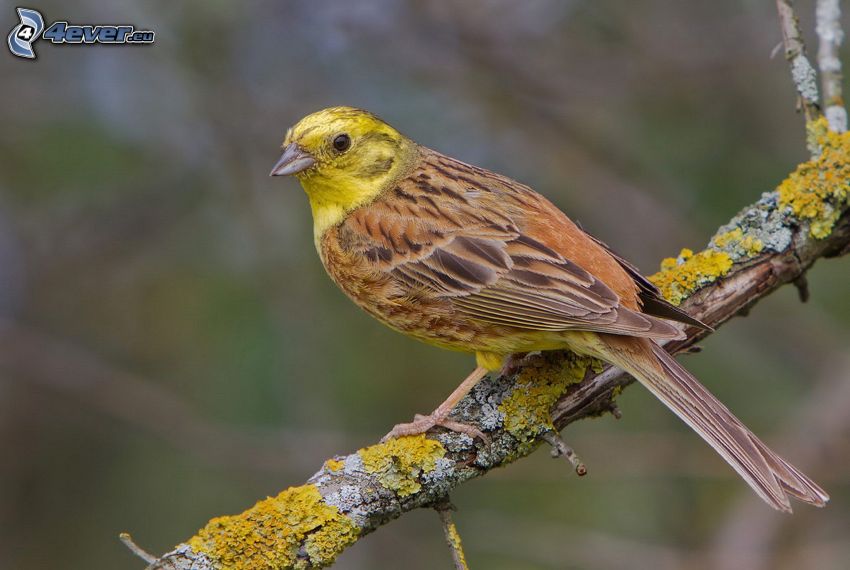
[816,0,847,132]
[435,500,470,570]
[776,0,823,137]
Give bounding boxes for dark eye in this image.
[332,133,351,152]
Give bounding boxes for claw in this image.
[382,413,489,444]
[500,351,548,377]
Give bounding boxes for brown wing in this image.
[339,157,684,340]
[448,233,682,336]
[584,233,712,331]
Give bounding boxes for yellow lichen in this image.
[498,353,596,442]
[187,484,358,570]
[712,228,740,248]
[444,518,469,570]
[778,116,850,238]
[649,248,733,306]
[713,227,764,256]
[741,236,763,255]
[324,458,344,472]
[648,119,850,305]
[358,435,445,497]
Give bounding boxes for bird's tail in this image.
[597,335,828,512]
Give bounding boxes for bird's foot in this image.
[382,413,488,443]
[500,351,547,377]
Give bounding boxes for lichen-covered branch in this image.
[776,0,823,149]
[139,114,850,570]
[436,502,470,570]
[816,0,847,132]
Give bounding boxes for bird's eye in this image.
[332,133,351,153]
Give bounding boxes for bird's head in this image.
[271,107,417,237]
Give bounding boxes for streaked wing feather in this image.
[385,221,683,338]
[586,232,712,331]
[343,168,684,339]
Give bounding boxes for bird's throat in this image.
[308,197,349,250]
[301,143,417,249]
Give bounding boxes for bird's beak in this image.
[269,143,316,176]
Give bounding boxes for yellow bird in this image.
[270,106,827,512]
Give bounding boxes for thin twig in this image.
[816,0,847,132]
[542,430,587,476]
[120,533,157,564]
[776,0,823,148]
[793,274,811,302]
[435,501,470,570]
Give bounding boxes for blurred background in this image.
[1,1,849,568]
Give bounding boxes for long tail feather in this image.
[600,337,828,512]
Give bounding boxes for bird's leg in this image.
[382,366,489,442]
[500,351,549,377]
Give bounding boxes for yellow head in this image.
[270,106,417,241]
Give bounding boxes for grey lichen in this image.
[712,192,793,256]
[342,452,365,476]
[324,485,364,513]
[791,56,820,104]
[436,431,475,453]
[825,106,849,133]
[146,544,214,570]
[452,370,517,431]
[323,485,370,527]
[420,456,457,497]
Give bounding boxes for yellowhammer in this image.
[270,106,827,512]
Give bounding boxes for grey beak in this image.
[270,143,316,176]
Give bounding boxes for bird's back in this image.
[316,147,671,355]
